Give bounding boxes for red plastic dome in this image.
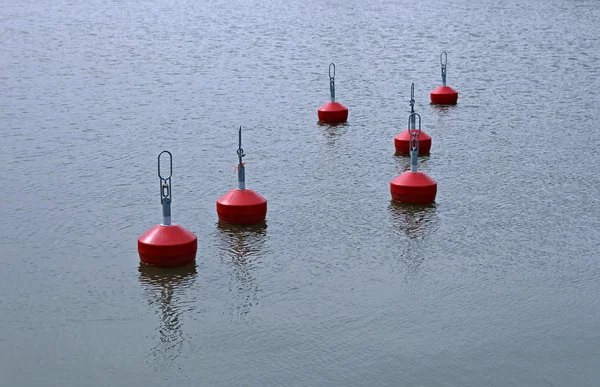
[430,85,458,105]
[217,188,267,225]
[394,129,432,155]
[390,171,437,204]
[138,224,197,267]
[318,102,348,124]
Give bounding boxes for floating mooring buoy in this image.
[395,83,432,155]
[138,151,198,267]
[318,63,348,124]
[390,114,437,204]
[430,51,458,105]
[216,126,267,225]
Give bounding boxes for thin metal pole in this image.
[237,126,246,190]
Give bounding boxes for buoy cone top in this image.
[390,171,437,204]
[395,129,431,155]
[430,85,458,105]
[217,188,267,225]
[138,224,198,267]
[318,101,348,123]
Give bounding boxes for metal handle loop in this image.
[237,147,245,165]
[440,52,448,86]
[408,113,422,162]
[158,150,172,180]
[407,112,422,135]
[329,63,335,80]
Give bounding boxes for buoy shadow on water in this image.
[216,220,266,322]
[138,260,197,371]
[394,151,431,162]
[216,220,267,261]
[317,120,349,128]
[138,261,198,285]
[388,200,438,240]
[429,103,458,117]
[217,220,267,233]
[319,122,348,147]
[393,153,431,174]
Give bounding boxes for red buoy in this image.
[395,83,431,155]
[318,102,348,124]
[395,130,431,155]
[390,172,437,204]
[216,126,267,225]
[430,85,458,105]
[138,224,197,267]
[217,188,267,224]
[318,63,348,124]
[430,51,458,105]
[138,151,198,267]
[390,113,437,204]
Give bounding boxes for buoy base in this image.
[394,129,432,155]
[318,102,348,123]
[430,86,458,105]
[217,188,267,225]
[390,171,437,204]
[138,223,198,267]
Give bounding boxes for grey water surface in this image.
[1,0,600,386]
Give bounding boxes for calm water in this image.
[1,0,600,385]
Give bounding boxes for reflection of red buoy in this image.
[430,51,458,105]
[138,151,197,267]
[216,126,267,225]
[318,63,348,124]
[390,113,437,204]
[395,83,431,155]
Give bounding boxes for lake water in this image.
[1,0,600,385]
